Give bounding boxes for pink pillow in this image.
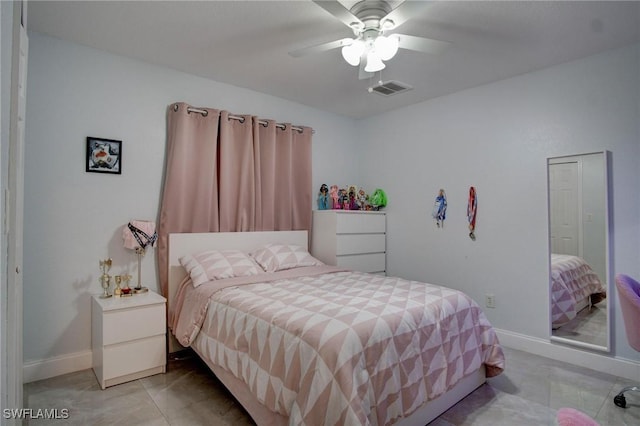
[179,250,262,287]
[251,243,323,272]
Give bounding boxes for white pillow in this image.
[179,249,262,287]
[251,243,324,272]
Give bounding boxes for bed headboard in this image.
[167,230,308,352]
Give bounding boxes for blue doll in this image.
[317,184,329,210]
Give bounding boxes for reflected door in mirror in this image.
[548,151,610,352]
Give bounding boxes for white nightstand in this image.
[91,291,166,389]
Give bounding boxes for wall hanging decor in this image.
[86,136,122,174]
[467,186,477,240]
[432,189,447,228]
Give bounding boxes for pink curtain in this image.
[291,126,313,230]
[157,103,312,296]
[255,120,312,231]
[219,111,256,232]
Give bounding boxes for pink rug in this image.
[556,408,600,426]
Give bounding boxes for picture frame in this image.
[86,137,122,174]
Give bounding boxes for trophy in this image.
[121,274,133,296]
[113,275,122,297]
[99,258,113,298]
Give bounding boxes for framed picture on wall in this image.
[86,137,122,174]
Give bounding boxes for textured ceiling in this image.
[28,1,640,118]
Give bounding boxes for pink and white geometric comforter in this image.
[551,254,606,328]
[171,266,505,426]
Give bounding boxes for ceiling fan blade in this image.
[380,0,434,30]
[395,33,450,55]
[312,0,364,29]
[289,38,353,58]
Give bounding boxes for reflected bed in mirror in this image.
[547,151,611,352]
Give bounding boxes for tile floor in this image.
[24,347,639,425]
[553,300,608,348]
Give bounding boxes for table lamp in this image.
[122,220,157,294]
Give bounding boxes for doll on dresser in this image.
[317,184,329,210]
[348,185,359,210]
[329,185,340,209]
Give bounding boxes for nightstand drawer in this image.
[102,335,166,379]
[103,304,165,345]
[337,253,385,273]
[335,213,385,234]
[336,234,385,255]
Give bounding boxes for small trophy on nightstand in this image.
[113,275,122,297]
[99,258,113,298]
[121,274,133,296]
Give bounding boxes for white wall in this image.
[23,31,640,377]
[23,33,359,367]
[358,44,640,360]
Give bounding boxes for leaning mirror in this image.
[548,151,610,352]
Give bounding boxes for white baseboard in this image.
[495,328,640,382]
[23,350,93,384]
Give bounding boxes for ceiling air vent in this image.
[368,80,413,96]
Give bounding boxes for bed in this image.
[167,231,504,426]
[550,254,607,329]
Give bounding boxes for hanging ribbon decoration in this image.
[467,186,477,240]
[432,189,447,228]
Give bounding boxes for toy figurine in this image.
[329,185,340,209]
[317,184,329,210]
[369,188,388,211]
[340,188,349,210]
[357,188,368,210]
[348,186,359,210]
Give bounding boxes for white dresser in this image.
[311,210,386,274]
[92,291,166,389]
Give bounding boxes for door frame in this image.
[3,0,27,419]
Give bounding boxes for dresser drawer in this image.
[335,213,385,234]
[102,304,165,345]
[337,253,386,273]
[336,234,385,255]
[102,335,166,379]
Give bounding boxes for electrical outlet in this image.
[485,294,496,308]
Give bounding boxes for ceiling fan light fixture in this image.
[364,51,385,72]
[342,39,364,66]
[381,19,395,30]
[374,35,399,61]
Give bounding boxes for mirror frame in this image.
[547,150,611,353]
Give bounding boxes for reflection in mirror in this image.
[548,151,610,352]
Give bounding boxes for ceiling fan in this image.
[289,0,450,80]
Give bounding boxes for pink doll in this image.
[329,185,340,209]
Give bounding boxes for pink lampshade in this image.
[122,220,157,250]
